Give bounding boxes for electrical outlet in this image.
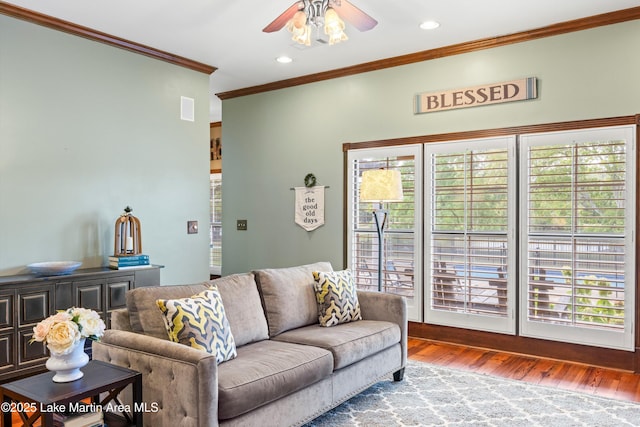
[237,219,247,231]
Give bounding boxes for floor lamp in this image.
[359,169,404,292]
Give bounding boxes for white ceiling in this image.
[5,0,640,122]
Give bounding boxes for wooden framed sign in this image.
[414,77,537,114]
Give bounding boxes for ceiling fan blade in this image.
[332,0,377,31]
[263,2,304,33]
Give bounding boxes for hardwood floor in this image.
[9,337,640,426]
[408,337,640,403]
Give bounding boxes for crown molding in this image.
[217,6,640,100]
[0,1,216,75]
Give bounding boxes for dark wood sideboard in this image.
[0,265,162,382]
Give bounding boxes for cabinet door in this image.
[70,279,104,356]
[18,285,53,365]
[72,279,104,316]
[0,289,15,374]
[18,286,53,327]
[54,280,73,312]
[0,289,14,331]
[106,276,133,311]
[106,276,133,328]
[0,332,14,374]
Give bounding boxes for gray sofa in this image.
[93,262,407,426]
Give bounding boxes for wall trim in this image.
[343,115,637,151]
[0,1,216,75]
[409,322,638,372]
[218,6,640,100]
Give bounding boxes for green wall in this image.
[0,15,211,284]
[221,20,640,275]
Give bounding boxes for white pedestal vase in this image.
[46,338,89,383]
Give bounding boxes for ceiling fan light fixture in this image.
[324,7,348,45]
[293,25,312,45]
[266,0,376,46]
[287,10,311,46]
[288,10,307,30]
[287,10,312,46]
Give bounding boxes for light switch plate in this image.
[187,220,198,234]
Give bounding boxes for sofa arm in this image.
[93,329,219,427]
[357,291,408,367]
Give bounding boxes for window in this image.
[210,173,222,276]
[425,137,516,334]
[347,146,423,322]
[346,122,636,350]
[520,126,635,350]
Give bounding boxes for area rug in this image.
[304,360,640,426]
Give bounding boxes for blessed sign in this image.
[414,77,537,114]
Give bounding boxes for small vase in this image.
[46,338,89,383]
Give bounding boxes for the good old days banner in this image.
[294,186,325,231]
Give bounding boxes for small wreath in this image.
[304,173,317,188]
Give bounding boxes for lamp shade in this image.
[359,169,404,202]
[324,8,348,45]
[287,10,311,46]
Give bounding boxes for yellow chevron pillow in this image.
[312,269,362,327]
[156,285,237,364]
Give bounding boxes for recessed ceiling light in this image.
[420,20,440,30]
[276,56,293,64]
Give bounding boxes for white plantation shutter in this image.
[520,126,635,350]
[346,123,635,350]
[347,145,423,322]
[425,137,516,334]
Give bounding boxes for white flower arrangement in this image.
[30,307,106,355]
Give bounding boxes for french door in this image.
[424,137,516,334]
[519,126,635,350]
[347,123,636,350]
[347,145,423,321]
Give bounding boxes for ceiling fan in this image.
[263,0,378,46]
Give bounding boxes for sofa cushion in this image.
[273,320,400,370]
[156,286,237,364]
[211,273,269,347]
[217,340,333,420]
[312,269,362,327]
[254,262,332,337]
[127,283,209,339]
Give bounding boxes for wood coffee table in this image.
[0,360,142,427]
